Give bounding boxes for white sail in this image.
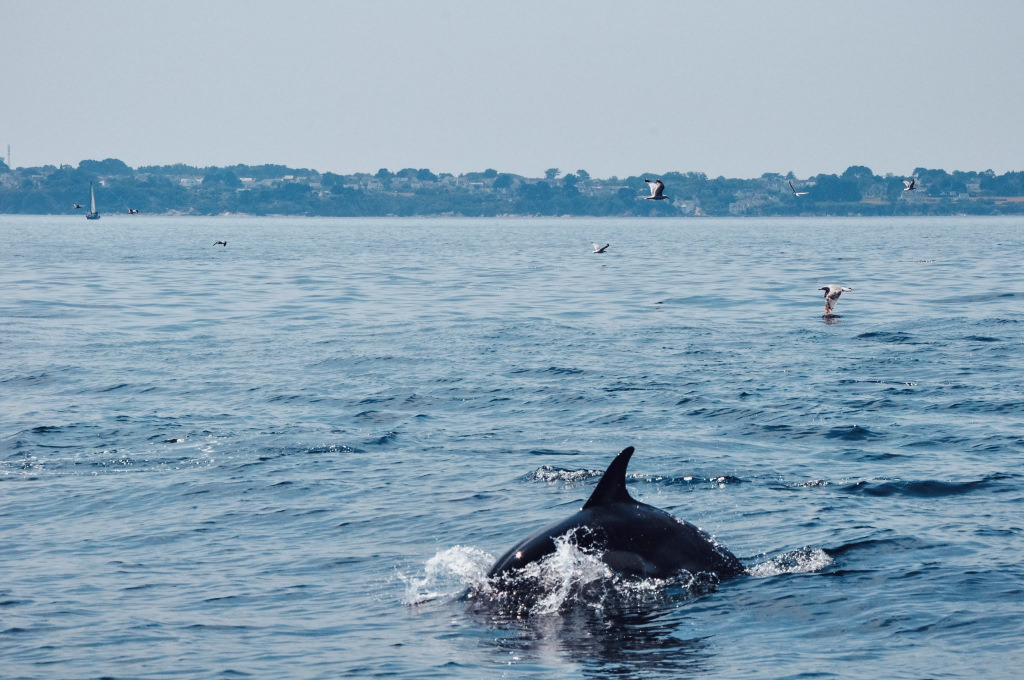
[86,182,100,219]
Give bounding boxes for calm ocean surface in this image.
[1,215,1022,679]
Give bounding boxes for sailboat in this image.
[86,182,100,220]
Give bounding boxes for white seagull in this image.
[644,178,668,200]
[819,285,852,315]
[592,242,610,254]
[788,180,808,197]
[73,203,83,209]
[902,178,916,191]
[127,208,139,214]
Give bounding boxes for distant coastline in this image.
[2,158,1023,217]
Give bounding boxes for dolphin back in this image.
[486,446,744,582]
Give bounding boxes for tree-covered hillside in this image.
[2,159,1023,216]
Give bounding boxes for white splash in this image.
[746,548,833,578]
[516,533,614,615]
[526,465,601,484]
[400,545,493,605]
[404,533,716,616]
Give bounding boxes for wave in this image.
[525,465,602,484]
[854,331,920,344]
[825,536,931,558]
[1,430,369,479]
[509,366,585,376]
[525,466,743,488]
[824,425,879,441]
[840,475,1008,498]
[363,431,400,447]
[791,479,831,488]
[932,291,1020,304]
[658,474,743,487]
[526,448,586,457]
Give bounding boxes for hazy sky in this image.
[5,1,1023,178]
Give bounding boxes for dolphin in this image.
[487,446,744,581]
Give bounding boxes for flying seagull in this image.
[213,240,227,247]
[592,242,610,254]
[902,179,916,191]
[644,178,668,200]
[73,203,83,209]
[820,284,852,315]
[127,208,139,214]
[788,180,809,197]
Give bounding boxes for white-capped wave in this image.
[746,548,833,578]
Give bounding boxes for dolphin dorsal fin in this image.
[583,446,637,509]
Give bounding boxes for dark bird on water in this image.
[214,240,227,247]
[592,242,610,254]
[644,178,668,200]
[820,284,852,315]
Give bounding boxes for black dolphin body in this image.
[487,447,744,581]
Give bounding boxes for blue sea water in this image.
[1,214,1022,679]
